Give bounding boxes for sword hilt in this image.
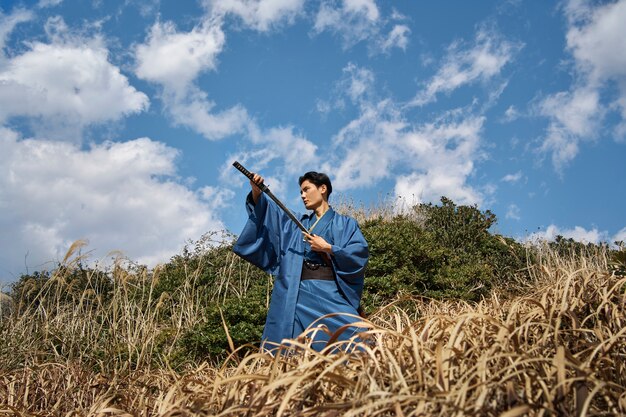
[232,160,309,234]
[233,161,268,192]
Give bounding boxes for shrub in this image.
[180,286,267,360]
[360,197,530,309]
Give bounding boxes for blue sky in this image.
[1,0,625,282]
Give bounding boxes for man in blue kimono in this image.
[233,171,369,351]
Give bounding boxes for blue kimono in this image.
[233,192,369,350]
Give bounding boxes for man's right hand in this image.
[250,173,264,204]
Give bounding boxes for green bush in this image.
[360,215,444,310]
[422,197,496,253]
[10,266,114,312]
[180,288,267,360]
[360,197,530,310]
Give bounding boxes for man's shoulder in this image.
[331,210,359,228]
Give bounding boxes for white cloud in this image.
[503,105,520,122]
[323,99,403,189]
[37,0,64,8]
[134,3,406,158]
[315,0,379,32]
[331,133,394,189]
[538,88,602,173]
[313,0,376,46]
[566,0,626,83]
[539,0,626,169]
[206,0,406,50]
[616,106,626,142]
[165,88,250,140]
[43,15,70,42]
[135,20,225,92]
[378,24,410,53]
[562,0,594,24]
[133,15,321,169]
[249,125,318,173]
[502,171,523,183]
[410,28,521,106]
[198,186,236,211]
[0,8,34,52]
[135,19,254,141]
[394,170,480,208]
[566,0,626,141]
[343,0,379,20]
[313,0,407,53]
[527,224,608,245]
[342,62,375,103]
[562,226,606,244]
[537,86,602,171]
[0,129,224,279]
[526,225,626,248]
[321,64,486,206]
[0,29,148,141]
[393,115,486,205]
[614,226,626,244]
[220,125,319,193]
[314,61,488,206]
[315,99,333,116]
[132,12,321,196]
[315,63,373,116]
[204,0,305,32]
[217,122,319,203]
[505,204,521,220]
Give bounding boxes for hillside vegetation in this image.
[1,198,624,416]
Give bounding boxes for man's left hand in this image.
[303,232,332,254]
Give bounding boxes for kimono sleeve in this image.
[232,192,290,275]
[330,217,369,285]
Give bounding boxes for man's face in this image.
[300,180,326,210]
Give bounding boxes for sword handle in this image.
[232,161,268,192]
[232,161,253,180]
[232,160,308,233]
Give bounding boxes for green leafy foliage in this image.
[360,197,529,310]
[422,196,496,253]
[181,293,267,359]
[152,232,272,361]
[548,235,610,259]
[10,266,113,312]
[359,215,443,310]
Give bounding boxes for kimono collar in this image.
[307,206,335,234]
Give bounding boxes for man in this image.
[233,171,369,351]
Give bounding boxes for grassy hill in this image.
[1,199,624,415]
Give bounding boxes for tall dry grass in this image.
[0,241,213,375]
[331,193,427,225]
[1,242,625,416]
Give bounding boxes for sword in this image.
[232,161,308,234]
[232,161,343,284]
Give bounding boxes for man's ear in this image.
[319,184,328,200]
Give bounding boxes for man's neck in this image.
[314,201,330,218]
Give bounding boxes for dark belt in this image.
[301,261,334,281]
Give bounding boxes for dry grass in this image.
[1,243,625,416]
[332,193,426,225]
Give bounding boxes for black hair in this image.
[299,171,333,200]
